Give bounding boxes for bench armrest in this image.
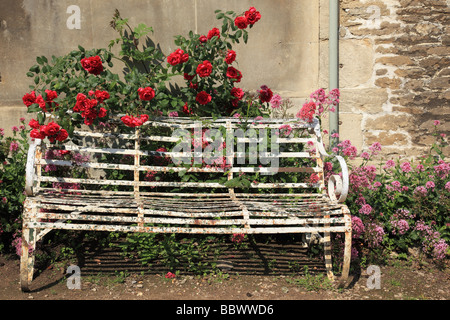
[25,139,41,196]
[313,121,349,203]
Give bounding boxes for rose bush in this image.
[22,7,271,144]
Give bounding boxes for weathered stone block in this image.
[375,77,402,89]
[339,39,374,88]
[340,88,388,114]
[365,115,415,131]
[365,131,410,147]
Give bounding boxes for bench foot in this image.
[20,227,36,292]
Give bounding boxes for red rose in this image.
[245,7,261,25]
[138,87,155,101]
[55,129,69,142]
[167,49,189,66]
[30,129,46,140]
[167,52,181,66]
[95,90,110,103]
[182,102,193,115]
[234,16,248,29]
[225,50,236,64]
[35,95,47,112]
[121,114,147,128]
[199,35,207,43]
[81,56,103,75]
[226,67,242,82]
[73,94,90,112]
[196,91,212,105]
[258,85,273,103]
[196,60,213,78]
[131,117,142,127]
[22,91,36,107]
[45,89,58,101]
[207,28,220,40]
[231,87,244,100]
[98,107,107,118]
[44,122,61,136]
[189,81,198,90]
[121,115,133,127]
[184,73,195,81]
[28,119,40,129]
[140,114,149,123]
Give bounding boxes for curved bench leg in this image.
[323,214,335,281]
[20,226,36,292]
[339,208,352,286]
[323,230,335,281]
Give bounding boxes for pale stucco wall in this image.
[0,0,320,135]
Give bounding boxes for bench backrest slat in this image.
[31,117,326,196]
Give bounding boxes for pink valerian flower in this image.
[359,204,373,215]
[445,181,450,191]
[168,111,179,118]
[400,162,412,173]
[349,165,377,194]
[415,221,449,260]
[396,208,415,219]
[413,186,428,197]
[343,145,358,159]
[369,142,382,155]
[310,88,327,104]
[165,272,176,279]
[360,152,370,160]
[296,101,317,123]
[278,124,292,137]
[434,161,449,179]
[336,140,358,160]
[425,181,435,190]
[365,223,385,248]
[383,160,395,170]
[351,216,365,239]
[390,218,410,235]
[390,180,401,192]
[269,94,282,109]
[9,142,19,152]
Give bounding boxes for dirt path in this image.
[1,242,449,301]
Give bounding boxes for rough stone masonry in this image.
[337,0,449,159]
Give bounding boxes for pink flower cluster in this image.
[351,216,365,239]
[415,221,449,260]
[390,218,410,235]
[365,223,385,248]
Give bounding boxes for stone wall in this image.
[335,0,449,158]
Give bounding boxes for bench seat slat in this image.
[26,221,348,235]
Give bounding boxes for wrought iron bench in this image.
[20,117,352,291]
